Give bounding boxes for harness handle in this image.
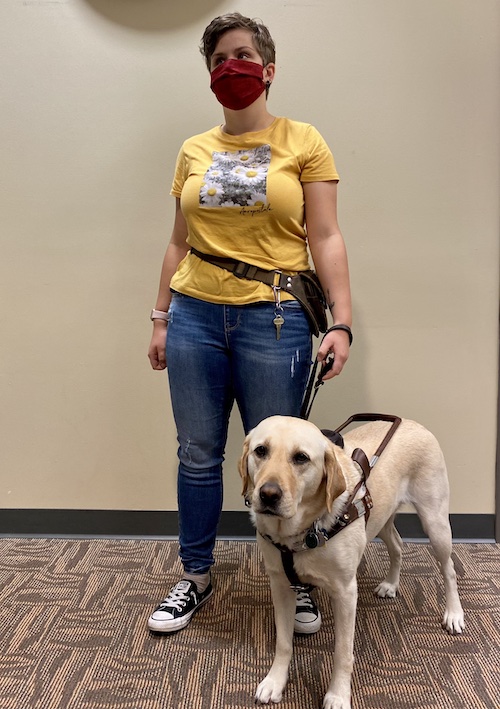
[334,413,402,468]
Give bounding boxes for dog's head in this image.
[238,415,347,520]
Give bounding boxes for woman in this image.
[147,13,352,635]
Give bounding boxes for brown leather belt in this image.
[190,247,328,336]
[190,247,295,289]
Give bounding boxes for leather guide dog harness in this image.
[259,414,402,591]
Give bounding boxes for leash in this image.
[300,354,334,420]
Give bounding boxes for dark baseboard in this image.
[0,509,495,541]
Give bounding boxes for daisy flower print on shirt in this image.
[200,146,271,209]
[200,181,224,207]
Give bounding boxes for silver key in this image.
[273,314,284,340]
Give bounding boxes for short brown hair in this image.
[200,13,276,70]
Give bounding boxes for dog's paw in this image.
[374,581,398,598]
[442,609,465,635]
[255,676,284,704]
[323,692,351,709]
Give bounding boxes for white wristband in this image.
[150,309,169,322]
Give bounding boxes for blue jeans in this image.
[166,293,312,573]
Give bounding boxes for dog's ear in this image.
[238,437,253,498]
[324,443,347,512]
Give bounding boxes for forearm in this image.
[149,199,188,370]
[309,231,352,327]
[148,238,189,370]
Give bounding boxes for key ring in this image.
[271,284,282,313]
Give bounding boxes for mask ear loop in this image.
[263,61,272,92]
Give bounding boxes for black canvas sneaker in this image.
[148,579,213,633]
[294,590,322,634]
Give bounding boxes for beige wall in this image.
[1,0,498,515]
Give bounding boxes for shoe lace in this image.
[295,590,313,609]
[157,582,191,612]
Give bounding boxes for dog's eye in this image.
[293,452,310,465]
[254,445,268,458]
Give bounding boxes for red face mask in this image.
[210,58,266,111]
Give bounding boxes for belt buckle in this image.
[234,262,250,278]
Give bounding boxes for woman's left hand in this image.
[316,329,350,380]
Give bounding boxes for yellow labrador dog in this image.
[239,415,464,709]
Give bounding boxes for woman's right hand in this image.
[148,321,168,370]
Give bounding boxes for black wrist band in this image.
[324,324,353,346]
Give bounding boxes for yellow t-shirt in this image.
[170,117,339,304]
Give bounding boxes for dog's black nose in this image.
[259,483,282,507]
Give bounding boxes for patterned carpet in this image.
[0,538,498,709]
